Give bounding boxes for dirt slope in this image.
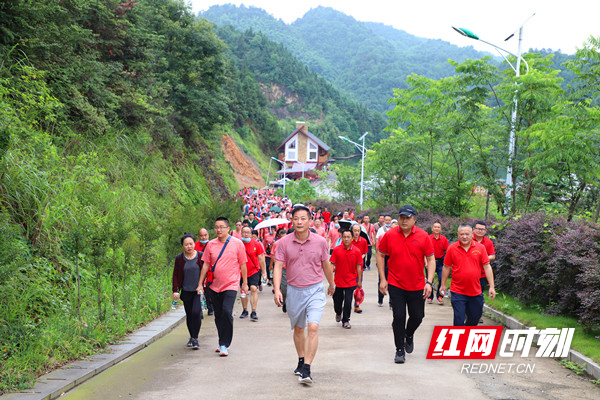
[221,133,265,189]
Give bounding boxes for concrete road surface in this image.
[63,269,598,400]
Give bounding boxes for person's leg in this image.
[220,290,236,347]
[304,322,319,364]
[365,246,372,269]
[203,284,214,314]
[333,287,343,318]
[250,285,258,311]
[405,289,425,338]
[293,326,305,358]
[451,292,467,326]
[343,286,356,323]
[436,259,444,299]
[388,284,408,351]
[180,291,195,338]
[208,289,225,344]
[465,294,484,326]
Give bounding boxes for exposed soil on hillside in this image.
[221,133,265,188]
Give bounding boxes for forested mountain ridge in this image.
[201,5,489,112]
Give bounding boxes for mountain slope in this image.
[201,5,489,112]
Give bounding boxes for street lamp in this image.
[453,13,534,215]
[271,157,286,195]
[339,132,369,209]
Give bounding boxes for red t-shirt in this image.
[330,244,363,288]
[430,234,450,259]
[328,227,340,249]
[352,236,368,255]
[444,241,490,296]
[378,225,434,291]
[315,225,327,238]
[243,239,264,276]
[362,223,376,244]
[322,211,331,224]
[474,235,495,277]
[194,241,207,252]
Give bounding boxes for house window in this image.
[286,137,297,161]
[307,140,318,162]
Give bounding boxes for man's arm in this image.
[273,260,284,306]
[377,250,387,295]
[423,254,435,299]
[240,263,249,294]
[488,254,496,262]
[197,262,210,294]
[483,263,496,300]
[440,264,451,295]
[322,260,335,295]
[258,253,267,281]
[356,263,363,289]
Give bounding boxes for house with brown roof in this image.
[275,122,330,179]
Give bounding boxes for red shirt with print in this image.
[244,239,264,276]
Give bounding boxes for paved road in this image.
[63,270,598,400]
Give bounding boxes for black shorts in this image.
[242,271,261,288]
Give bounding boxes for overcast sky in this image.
[188,0,599,55]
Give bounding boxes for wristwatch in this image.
[425,281,433,287]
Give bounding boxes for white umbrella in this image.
[254,218,290,230]
[267,199,277,204]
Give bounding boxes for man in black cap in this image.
[376,205,435,364]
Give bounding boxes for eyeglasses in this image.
[214,226,229,230]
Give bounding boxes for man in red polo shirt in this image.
[351,223,368,314]
[377,205,435,364]
[441,223,495,326]
[473,220,496,293]
[330,229,363,329]
[239,227,267,321]
[428,221,449,305]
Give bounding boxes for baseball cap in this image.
[398,205,417,218]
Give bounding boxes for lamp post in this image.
[271,157,286,195]
[453,13,534,215]
[339,132,368,209]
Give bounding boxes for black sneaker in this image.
[294,361,304,376]
[299,365,312,384]
[240,310,249,319]
[191,338,199,350]
[335,314,341,323]
[394,349,406,364]
[186,338,193,347]
[207,309,214,316]
[250,311,258,321]
[405,336,414,353]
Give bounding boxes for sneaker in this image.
[367,266,371,270]
[479,318,484,324]
[299,365,313,384]
[215,347,221,353]
[437,296,444,305]
[191,338,199,350]
[294,361,304,376]
[377,302,383,307]
[219,345,228,357]
[354,306,363,314]
[335,314,341,323]
[186,338,193,347]
[426,298,433,304]
[207,310,214,316]
[405,336,414,354]
[267,281,272,287]
[282,303,287,313]
[250,311,258,321]
[343,321,351,329]
[394,348,406,364]
[240,309,249,319]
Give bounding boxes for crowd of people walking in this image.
[172,187,496,384]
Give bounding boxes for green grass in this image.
[486,293,600,364]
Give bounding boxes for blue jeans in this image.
[450,291,484,326]
[428,257,444,300]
